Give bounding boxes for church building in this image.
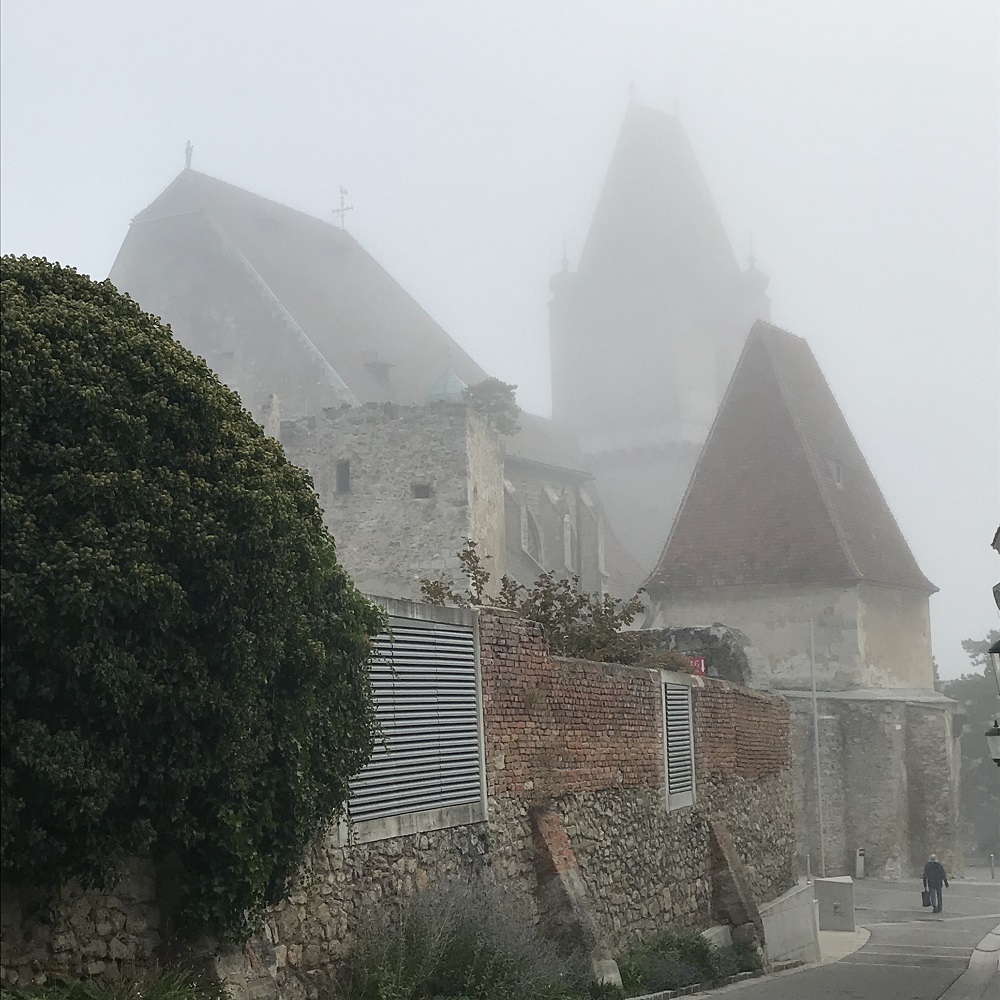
[108,165,642,600]
[645,320,958,878]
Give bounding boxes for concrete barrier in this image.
[814,876,856,932]
[759,883,821,965]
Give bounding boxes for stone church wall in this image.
[278,403,505,601]
[1,608,795,997]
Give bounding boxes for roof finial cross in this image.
[184,140,193,170]
[333,186,353,229]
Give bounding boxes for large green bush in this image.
[0,256,385,936]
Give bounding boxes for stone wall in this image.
[787,691,961,879]
[0,860,161,988]
[279,403,506,601]
[1,606,796,996]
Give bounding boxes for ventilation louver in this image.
[348,615,483,823]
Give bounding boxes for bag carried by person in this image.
[921,889,932,907]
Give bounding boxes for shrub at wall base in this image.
[0,256,385,940]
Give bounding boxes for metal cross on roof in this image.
[333,186,353,229]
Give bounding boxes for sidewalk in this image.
[818,926,870,963]
[938,923,1000,1000]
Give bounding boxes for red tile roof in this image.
[647,322,936,593]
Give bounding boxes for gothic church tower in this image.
[549,100,771,569]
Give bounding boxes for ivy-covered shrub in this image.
[0,256,385,937]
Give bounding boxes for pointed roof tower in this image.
[647,321,936,593]
[576,101,742,291]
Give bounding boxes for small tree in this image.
[420,539,692,671]
[463,377,521,435]
[1,256,385,937]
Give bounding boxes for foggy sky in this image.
[1,1,997,679]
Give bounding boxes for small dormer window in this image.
[412,483,433,499]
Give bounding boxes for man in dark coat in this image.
[923,854,949,913]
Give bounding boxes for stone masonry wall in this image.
[1,607,796,995]
[279,403,505,601]
[787,693,961,880]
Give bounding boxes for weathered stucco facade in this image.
[650,582,934,692]
[786,692,961,879]
[1,607,796,996]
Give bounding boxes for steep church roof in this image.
[647,321,936,593]
[577,100,743,291]
[111,169,489,405]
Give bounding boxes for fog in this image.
[1,1,996,679]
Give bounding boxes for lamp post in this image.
[987,640,1000,767]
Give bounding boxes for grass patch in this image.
[0,967,225,1000]
[618,930,761,995]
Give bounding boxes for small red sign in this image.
[687,656,706,676]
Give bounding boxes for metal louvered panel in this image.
[665,683,694,798]
[348,614,484,823]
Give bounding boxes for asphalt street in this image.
[700,877,1000,1000]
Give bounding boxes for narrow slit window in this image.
[412,483,432,499]
[336,460,351,494]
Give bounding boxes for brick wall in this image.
[478,609,662,799]
[694,681,790,781]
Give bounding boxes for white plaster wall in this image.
[649,584,863,690]
[857,583,934,689]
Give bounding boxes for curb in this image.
[938,923,1000,1000]
[626,962,803,1000]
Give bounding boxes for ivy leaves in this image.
[1,256,385,937]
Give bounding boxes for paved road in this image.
[702,878,1000,1000]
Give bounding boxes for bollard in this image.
[855,847,865,880]
[991,854,995,881]
[806,853,812,883]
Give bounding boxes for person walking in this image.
[922,854,949,913]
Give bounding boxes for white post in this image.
[810,619,826,878]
